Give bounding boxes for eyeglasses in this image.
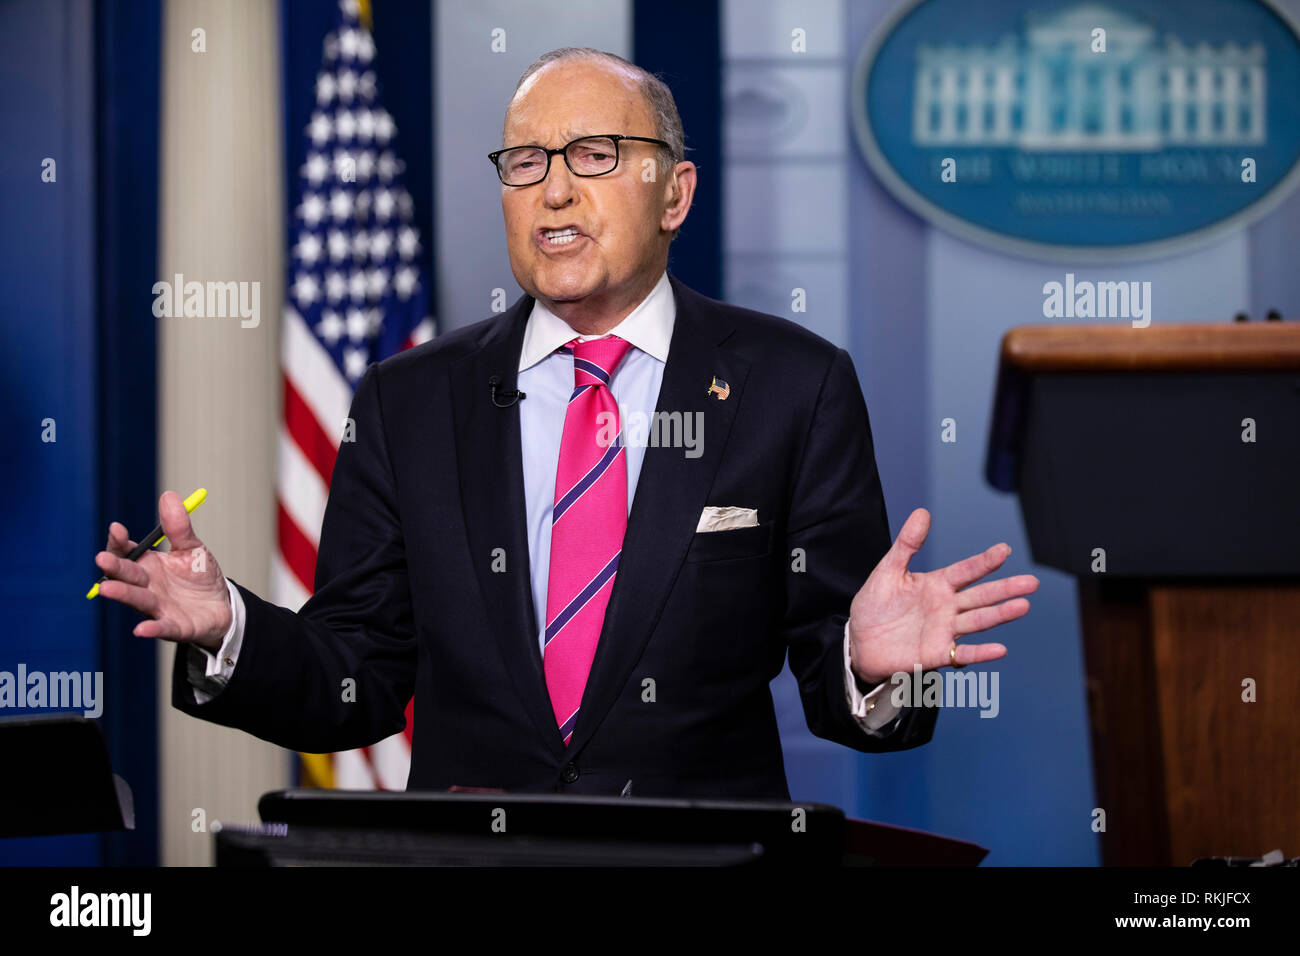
[488,134,671,186]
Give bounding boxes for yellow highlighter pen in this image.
[86,488,207,599]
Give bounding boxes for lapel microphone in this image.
[488,374,526,407]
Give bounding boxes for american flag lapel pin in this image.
[707,375,730,400]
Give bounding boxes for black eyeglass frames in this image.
[488,134,671,186]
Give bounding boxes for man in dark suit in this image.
[96,48,1037,798]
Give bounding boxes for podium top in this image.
[1000,322,1300,373]
[252,789,987,865]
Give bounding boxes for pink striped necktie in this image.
[544,334,634,746]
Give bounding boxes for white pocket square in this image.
[696,506,759,533]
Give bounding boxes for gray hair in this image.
[507,47,687,175]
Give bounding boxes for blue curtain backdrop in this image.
[634,0,722,299]
[0,0,161,866]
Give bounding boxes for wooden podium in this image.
[986,321,1300,865]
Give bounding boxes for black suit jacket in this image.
[173,274,937,798]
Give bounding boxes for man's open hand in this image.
[95,491,232,651]
[848,508,1038,686]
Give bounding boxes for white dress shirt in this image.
[189,271,902,736]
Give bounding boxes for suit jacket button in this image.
[561,761,579,784]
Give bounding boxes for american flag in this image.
[277,0,433,790]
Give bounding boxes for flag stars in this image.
[329,189,354,221]
[292,272,321,308]
[314,72,336,106]
[316,309,344,344]
[293,232,324,267]
[298,193,327,228]
[337,69,358,103]
[394,266,419,300]
[396,226,419,260]
[376,151,400,182]
[369,229,393,260]
[338,28,361,60]
[355,109,375,143]
[331,149,356,181]
[356,32,375,64]
[325,271,347,303]
[307,111,333,147]
[335,109,357,142]
[355,150,376,182]
[348,269,368,302]
[344,347,368,381]
[351,230,370,262]
[297,18,428,377]
[327,229,351,262]
[302,152,330,186]
[346,307,370,342]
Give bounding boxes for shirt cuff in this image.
[843,620,904,735]
[187,578,245,704]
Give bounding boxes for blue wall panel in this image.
[0,0,102,866]
[0,0,162,865]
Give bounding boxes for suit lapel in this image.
[566,276,750,755]
[449,295,568,761]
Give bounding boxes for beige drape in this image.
[156,0,290,866]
